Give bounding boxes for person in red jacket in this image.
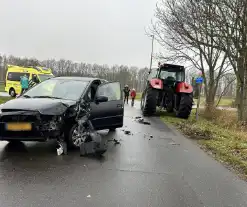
[130,88,136,106]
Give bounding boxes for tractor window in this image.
[148,69,158,79]
[159,71,184,81]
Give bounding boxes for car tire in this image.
[8,140,21,144]
[95,149,107,156]
[9,88,16,97]
[67,124,81,149]
[109,128,116,132]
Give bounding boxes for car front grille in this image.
[0,115,38,122]
[0,112,41,138]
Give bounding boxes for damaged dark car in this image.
[0,77,124,148]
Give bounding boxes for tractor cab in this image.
[158,64,185,88]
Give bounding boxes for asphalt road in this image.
[0,92,9,97]
[0,103,246,207]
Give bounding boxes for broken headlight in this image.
[50,116,63,128]
[55,115,63,123]
[41,116,64,131]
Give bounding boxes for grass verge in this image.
[136,92,234,107]
[160,109,247,180]
[194,96,234,107]
[135,92,142,100]
[0,83,5,92]
[0,96,13,104]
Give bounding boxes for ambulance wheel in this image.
[9,88,16,97]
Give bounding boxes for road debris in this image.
[113,139,121,145]
[56,140,68,155]
[80,131,107,156]
[87,195,91,198]
[134,116,151,125]
[124,130,131,135]
[169,142,180,146]
[144,134,154,140]
[108,139,121,145]
[77,102,108,156]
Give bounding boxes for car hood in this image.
[1,98,77,115]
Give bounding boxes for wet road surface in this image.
[0,104,247,206]
[0,92,9,97]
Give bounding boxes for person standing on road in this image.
[123,85,130,104]
[20,74,29,94]
[130,88,136,106]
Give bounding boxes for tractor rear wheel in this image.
[141,86,158,116]
[176,93,193,119]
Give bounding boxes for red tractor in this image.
[140,63,193,119]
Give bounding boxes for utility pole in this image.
[149,35,154,71]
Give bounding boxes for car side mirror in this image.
[95,96,108,103]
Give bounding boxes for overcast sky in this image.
[0,0,162,68]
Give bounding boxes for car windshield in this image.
[38,74,54,82]
[24,79,88,100]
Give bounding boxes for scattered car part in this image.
[57,139,68,155]
[75,101,108,156]
[108,139,121,145]
[134,116,151,125]
[113,139,121,145]
[124,130,131,135]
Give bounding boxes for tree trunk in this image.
[235,54,246,121]
[205,88,215,113]
[239,55,247,122]
[204,77,216,113]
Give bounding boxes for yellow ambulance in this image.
[5,65,54,97]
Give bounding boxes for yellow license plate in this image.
[6,123,32,131]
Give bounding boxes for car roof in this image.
[51,76,99,82]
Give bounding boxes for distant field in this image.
[194,96,234,107]
[0,96,12,104]
[0,82,4,92]
[135,92,234,107]
[135,92,142,100]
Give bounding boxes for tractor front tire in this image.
[176,93,193,119]
[141,86,158,116]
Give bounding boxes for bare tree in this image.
[150,0,230,111]
[1,54,149,93]
[171,0,247,121]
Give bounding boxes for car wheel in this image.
[9,88,16,97]
[67,124,85,149]
[8,140,21,144]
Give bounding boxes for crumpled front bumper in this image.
[0,111,64,141]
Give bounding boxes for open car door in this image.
[90,82,124,130]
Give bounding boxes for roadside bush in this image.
[202,107,238,129]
